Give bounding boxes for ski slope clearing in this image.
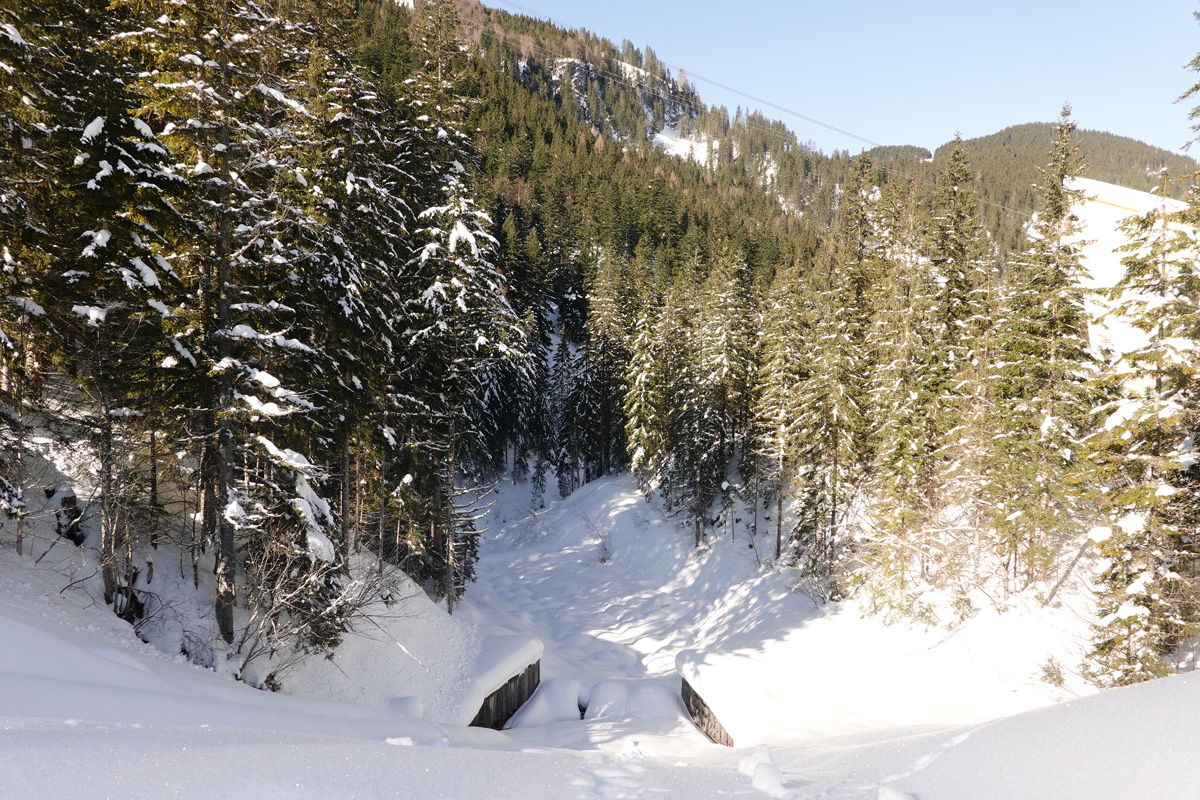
[1072,175,1190,357]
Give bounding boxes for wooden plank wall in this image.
[469,660,541,730]
[681,677,734,747]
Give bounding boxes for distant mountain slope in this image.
[467,1,1197,265]
[948,123,1196,196]
[936,124,1198,255]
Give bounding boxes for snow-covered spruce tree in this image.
[507,309,552,506]
[928,140,998,584]
[624,301,663,501]
[929,139,994,371]
[0,3,53,533]
[365,0,532,610]
[572,247,630,483]
[400,161,531,610]
[981,105,1099,594]
[551,320,582,498]
[860,177,949,618]
[751,256,812,560]
[663,261,719,546]
[641,240,760,548]
[1085,170,1200,685]
[32,0,184,613]
[693,241,757,517]
[859,148,998,615]
[788,155,877,598]
[118,0,371,667]
[649,270,698,514]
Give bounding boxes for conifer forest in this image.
[3,0,1200,695]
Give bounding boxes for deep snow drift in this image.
[1,179,1198,799]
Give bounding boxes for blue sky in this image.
[481,0,1200,157]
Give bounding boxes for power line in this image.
[476,0,1031,220]
[489,0,886,151]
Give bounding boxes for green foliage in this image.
[1084,171,1200,686]
[980,107,1100,591]
[936,123,1197,266]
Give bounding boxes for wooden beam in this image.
[681,676,733,747]
[470,660,541,730]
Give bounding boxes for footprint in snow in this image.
[738,745,792,799]
[573,755,646,799]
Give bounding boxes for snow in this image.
[617,60,647,83]
[130,256,161,288]
[254,83,314,118]
[81,227,111,257]
[3,175,1200,793]
[7,296,44,317]
[70,304,108,327]
[652,123,711,166]
[1,22,25,47]
[1072,176,1191,359]
[2,462,1200,797]
[291,474,335,562]
[80,116,105,144]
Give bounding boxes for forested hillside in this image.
[2,0,1200,693]
[938,124,1198,258]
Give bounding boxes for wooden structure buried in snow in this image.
[470,659,540,730]
[681,676,734,747]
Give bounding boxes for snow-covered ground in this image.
[1072,175,1189,358]
[652,123,712,166]
[3,468,1199,799]
[2,179,1198,798]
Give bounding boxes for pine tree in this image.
[572,248,630,482]
[401,154,530,609]
[0,2,53,531]
[551,321,581,498]
[863,178,948,612]
[624,303,662,499]
[118,0,375,666]
[1086,170,1200,684]
[788,156,876,597]
[929,141,998,582]
[982,105,1099,592]
[36,0,181,610]
[752,258,811,560]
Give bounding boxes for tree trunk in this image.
[98,412,117,604]
[341,430,352,553]
[213,6,236,647]
[775,437,784,561]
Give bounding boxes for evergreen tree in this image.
[1086,170,1200,684]
[752,257,811,560]
[982,106,1099,592]
[862,178,948,612]
[788,156,877,596]
[551,321,581,498]
[0,2,52,530]
[118,0,378,666]
[36,0,181,610]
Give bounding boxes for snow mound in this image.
[282,569,541,726]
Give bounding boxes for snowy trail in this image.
[458,477,731,756]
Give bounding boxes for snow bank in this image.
[282,566,540,726]
[899,671,1200,799]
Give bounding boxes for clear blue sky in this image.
[481,0,1200,157]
